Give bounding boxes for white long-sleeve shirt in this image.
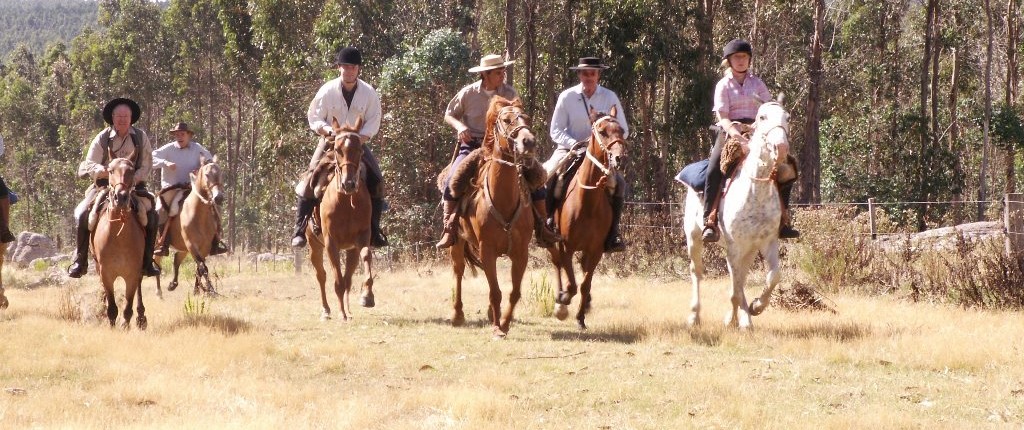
[152,140,214,189]
[549,84,629,150]
[307,77,382,140]
[78,127,153,183]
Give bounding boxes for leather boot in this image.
[370,198,389,247]
[532,199,562,248]
[210,236,230,255]
[778,181,801,239]
[142,210,161,277]
[604,195,626,252]
[0,196,14,243]
[544,175,558,232]
[291,197,316,247]
[435,199,459,249]
[66,214,90,278]
[154,217,172,256]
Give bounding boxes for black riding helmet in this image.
[722,39,753,59]
[333,46,362,67]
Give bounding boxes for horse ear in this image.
[588,107,599,123]
[354,115,364,132]
[200,155,207,165]
[189,170,197,183]
[211,154,217,164]
[609,105,618,118]
[776,93,786,105]
[331,116,341,131]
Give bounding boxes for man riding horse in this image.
[702,39,799,243]
[152,122,229,256]
[543,57,629,253]
[67,97,161,278]
[292,46,388,249]
[436,54,559,249]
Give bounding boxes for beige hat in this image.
[468,54,515,73]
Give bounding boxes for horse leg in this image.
[326,244,346,321]
[135,276,147,330]
[450,242,467,327]
[103,278,117,327]
[309,238,330,320]
[154,256,164,300]
[499,248,527,335]
[555,245,578,321]
[549,244,569,321]
[122,275,137,331]
[687,234,705,327]
[750,241,781,316]
[196,258,217,297]
[575,252,602,330]
[725,251,755,329]
[359,246,375,308]
[480,248,504,338]
[168,251,186,292]
[340,248,359,320]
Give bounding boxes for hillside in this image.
[0,0,97,58]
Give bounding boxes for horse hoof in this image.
[0,296,8,310]
[451,313,465,327]
[320,312,331,321]
[137,316,148,331]
[749,298,766,316]
[168,281,178,292]
[577,320,588,331]
[360,294,375,308]
[491,326,507,340]
[687,314,701,327]
[554,304,569,321]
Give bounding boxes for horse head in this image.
[747,102,790,176]
[589,105,628,171]
[330,116,365,195]
[106,147,136,209]
[485,97,536,162]
[191,156,225,205]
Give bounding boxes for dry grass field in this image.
[1,258,1023,429]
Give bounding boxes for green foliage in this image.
[993,104,1024,151]
[183,294,209,319]
[528,273,554,317]
[0,0,97,58]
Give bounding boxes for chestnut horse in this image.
[450,96,537,338]
[156,157,225,297]
[305,117,375,321]
[92,153,147,329]
[547,107,627,329]
[0,244,7,310]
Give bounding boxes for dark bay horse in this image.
[92,153,147,329]
[306,117,375,321]
[547,107,627,329]
[156,158,225,297]
[450,96,537,338]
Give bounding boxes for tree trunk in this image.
[949,46,963,224]
[979,0,993,218]
[799,0,824,205]
[504,0,517,87]
[1006,0,1020,193]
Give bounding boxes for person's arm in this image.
[135,130,153,182]
[548,91,577,149]
[358,85,383,143]
[444,88,472,144]
[151,144,171,169]
[78,132,107,179]
[307,84,334,137]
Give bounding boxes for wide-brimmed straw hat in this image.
[569,57,610,70]
[168,122,194,135]
[468,54,515,73]
[102,97,141,125]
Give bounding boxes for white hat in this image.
[468,54,515,73]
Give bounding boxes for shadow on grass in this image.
[162,314,253,336]
[764,321,872,342]
[550,324,647,344]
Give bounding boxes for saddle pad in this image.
[675,159,709,190]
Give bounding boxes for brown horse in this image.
[92,153,147,329]
[306,117,375,321]
[156,158,225,297]
[450,96,537,338]
[0,244,7,310]
[547,108,627,330]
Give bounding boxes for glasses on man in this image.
[578,70,599,77]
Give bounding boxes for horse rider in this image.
[0,133,15,244]
[67,97,161,278]
[543,57,630,253]
[152,122,230,256]
[436,54,560,249]
[701,39,800,243]
[292,46,388,248]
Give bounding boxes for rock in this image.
[8,232,59,267]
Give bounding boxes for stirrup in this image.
[435,230,456,249]
[210,240,230,255]
[779,225,801,239]
[701,225,720,243]
[291,234,307,248]
[604,236,626,253]
[371,231,389,247]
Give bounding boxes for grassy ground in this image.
[1,259,1023,429]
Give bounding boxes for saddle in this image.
[157,183,191,219]
[305,151,369,237]
[87,186,150,232]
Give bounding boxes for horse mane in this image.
[482,96,519,158]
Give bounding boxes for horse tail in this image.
[463,241,481,277]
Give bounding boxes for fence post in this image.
[868,198,876,240]
[1004,193,1024,258]
[293,248,303,275]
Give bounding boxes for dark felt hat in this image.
[102,97,141,125]
[723,39,753,59]
[569,57,610,70]
[168,122,194,134]
[333,46,362,67]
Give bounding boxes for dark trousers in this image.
[443,140,481,201]
[702,118,754,221]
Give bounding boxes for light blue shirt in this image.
[549,84,629,150]
[152,141,214,189]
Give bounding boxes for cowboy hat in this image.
[102,97,141,125]
[333,46,362,67]
[168,122,194,135]
[569,57,610,70]
[468,54,514,73]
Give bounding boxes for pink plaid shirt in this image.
[712,70,772,121]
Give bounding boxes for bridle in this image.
[483,105,535,253]
[192,163,219,206]
[579,115,626,190]
[331,131,365,193]
[747,106,789,183]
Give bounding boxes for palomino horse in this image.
[683,102,790,329]
[305,117,375,321]
[548,107,627,329]
[92,153,148,329]
[156,157,225,297]
[449,96,537,338]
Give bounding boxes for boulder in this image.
[8,232,59,267]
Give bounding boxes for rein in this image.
[331,132,365,193]
[481,105,533,255]
[747,122,788,183]
[578,116,624,190]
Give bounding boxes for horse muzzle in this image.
[114,190,131,208]
[341,179,358,194]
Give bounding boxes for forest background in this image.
[0,0,1021,257]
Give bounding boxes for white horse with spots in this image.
[683,102,790,329]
